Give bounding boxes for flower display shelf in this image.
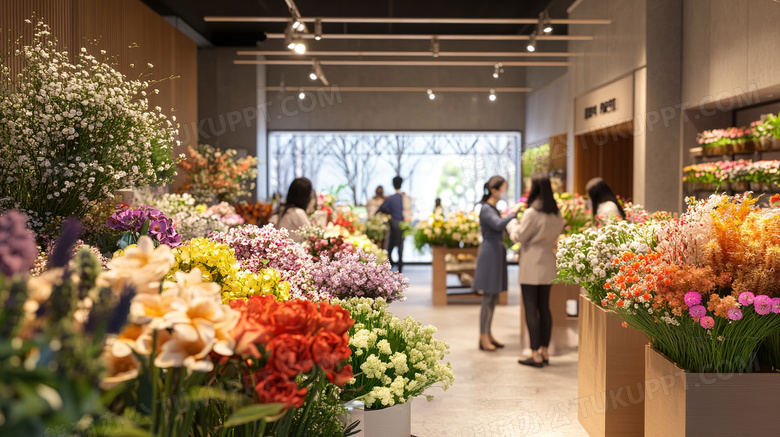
[644,345,780,437]
[342,401,412,437]
[519,283,581,355]
[578,295,647,437]
[431,245,507,306]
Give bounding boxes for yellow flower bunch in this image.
[414,211,480,250]
[343,234,388,263]
[167,238,238,291]
[221,268,292,304]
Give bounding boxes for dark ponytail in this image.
[479,175,506,204]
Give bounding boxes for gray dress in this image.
[472,203,514,295]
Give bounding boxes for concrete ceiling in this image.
[140,0,574,46]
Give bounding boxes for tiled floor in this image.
[389,265,589,437]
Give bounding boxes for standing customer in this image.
[508,174,564,367]
[270,177,313,242]
[378,176,412,272]
[473,175,523,352]
[366,185,386,218]
[586,177,625,220]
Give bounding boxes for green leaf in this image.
[224,403,286,427]
[139,219,151,237]
[118,231,137,250]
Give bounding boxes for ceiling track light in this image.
[492,62,503,79]
[527,31,537,52]
[298,87,306,100]
[293,41,306,54]
[489,88,496,101]
[308,59,329,85]
[430,36,440,58]
[314,18,322,40]
[285,24,295,49]
[427,89,435,100]
[540,11,553,34]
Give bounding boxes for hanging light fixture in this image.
[541,11,553,34]
[527,31,537,52]
[489,89,497,101]
[284,25,296,50]
[492,63,503,79]
[314,18,322,40]
[427,89,436,100]
[430,36,440,58]
[309,70,318,80]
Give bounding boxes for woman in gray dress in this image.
[473,175,523,352]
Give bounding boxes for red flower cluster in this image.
[229,296,354,408]
[307,235,354,261]
[331,210,358,233]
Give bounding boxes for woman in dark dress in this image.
[473,175,522,352]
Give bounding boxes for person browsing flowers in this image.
[473,175,523,352]
[508,174,564,368]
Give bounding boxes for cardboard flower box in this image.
[578,295,648,436]
[644,345,780,436]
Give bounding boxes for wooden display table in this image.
[518,283,581,355]
[431,246,508,306]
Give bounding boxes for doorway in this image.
[573,121,633,199]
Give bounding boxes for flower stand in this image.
[519,283,580,355]
[644,345,780,436]
[342,401,412,437]
[431,246,507,306]
[578,295,647,437]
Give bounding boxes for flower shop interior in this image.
[3,0,780,436]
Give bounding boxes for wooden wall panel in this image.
[1,0,197,182]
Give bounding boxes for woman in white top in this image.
[507,174,564,368]
[270,178,313,242]
[585,177,626,220]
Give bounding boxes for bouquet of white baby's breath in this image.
[556,220,658,302]
[0,19,180,235]
[333,297,454,409]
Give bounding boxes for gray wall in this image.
[525,73,569,147]
[567,0,648,199]
[262,39,528,132]
[568,0,647,100]
[682,0,780,105]
[198,47,259,157]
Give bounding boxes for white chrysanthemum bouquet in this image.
[333,297,454,409]
[0,19,180,235]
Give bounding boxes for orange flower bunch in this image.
[704,196,780,296]
[178,144,258,204]
[234,201,274,226]
[604,252,731,318]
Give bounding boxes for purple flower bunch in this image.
[310,251,408,303]
[107,205,182,247]
[0,210,39,276]
[209,224,325,300]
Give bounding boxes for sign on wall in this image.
[574,74,634,133]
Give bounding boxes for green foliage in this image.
[522,144,550,179]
